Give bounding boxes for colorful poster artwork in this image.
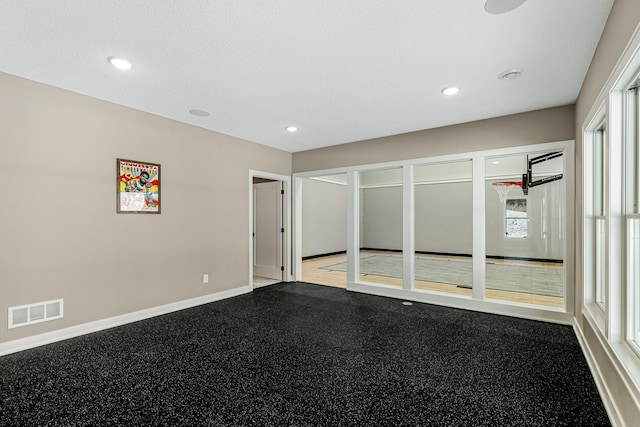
[117,159,160,213]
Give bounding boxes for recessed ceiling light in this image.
[286,126,298,133]
[492,161,501,164]
[498,68,523,81]
[484,0,527,15]
[108,56,132,70]
[189,109,210,117]
[441,87,459,96]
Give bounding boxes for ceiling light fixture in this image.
[492,161,501,164]
[484,0,527,15]
[441,87,459,96]
[108,56,132,70]
[498,68,523,81]
[286,126,298,133]
[189,109,210,117]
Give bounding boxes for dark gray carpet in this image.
[0,282,609,426]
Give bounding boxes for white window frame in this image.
[596,122,608,312]
[581,23,640,406]
[624,80,640,355]
[584,106,608,332]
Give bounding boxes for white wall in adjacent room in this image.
[358,179,564,260]
[301,178,347,257]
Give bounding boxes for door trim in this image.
[253,181,282,279]
[249,170,292,289]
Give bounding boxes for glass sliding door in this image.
[414,161,473,296]
[485,153,565,308]
[359,168,403,286]
[300,174,348,288]
[295,140,573,323]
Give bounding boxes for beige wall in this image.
[0,72,291,344]
[574,0,640,425]
[293,105,575,172]
[575,0,640,321]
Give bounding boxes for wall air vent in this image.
[8,299,63,329]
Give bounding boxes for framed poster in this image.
[116,158,161,214]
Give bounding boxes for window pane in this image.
[506,199,528,238]
[627,85,640,347]
[359,168,403,287]
[596,218,607,308]
[414,161,472,297]
[301,174,347,288]
[629,87,639,214]
[595,127,606,217]
[628,218,640,346]
[594,124,607,310]
[486,154,565,308]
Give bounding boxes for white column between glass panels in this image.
[403,165,415,290]
[293,176,303,281]
[472,156,486,300]
[346,171,359,286]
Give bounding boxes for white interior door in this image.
[253,181,283,280]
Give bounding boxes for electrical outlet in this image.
[203,274,209,284]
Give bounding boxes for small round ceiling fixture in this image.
[285,126,298,133]
[189,109,210,117]
[492,161,501,164]
[498,68,523,81]
[108,56,132,70]
[484,0,527,15]
[441,87,459,96]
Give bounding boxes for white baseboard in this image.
[347,281,573,325]
[0,286,252,357]
[573,319,623,427]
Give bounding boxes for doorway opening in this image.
[249,170,291,289]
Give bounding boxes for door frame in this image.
[253,180,283,280]
[249,170,292,288]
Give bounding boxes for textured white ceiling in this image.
[0,1,613,153]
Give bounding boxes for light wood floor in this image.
[302,251,564,309]
[253,276,281,288]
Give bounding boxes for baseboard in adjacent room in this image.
[361,248,563,264]
[302,251,347,260]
